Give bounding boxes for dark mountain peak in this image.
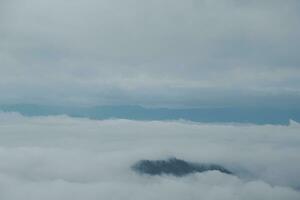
[132,157,233,177]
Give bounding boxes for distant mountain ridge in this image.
[0,104,299,125]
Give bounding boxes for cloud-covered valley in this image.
[1,1,300,199]
[0,112,299,200]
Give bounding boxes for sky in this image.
[0,113,299,199]
[1,0,300,108]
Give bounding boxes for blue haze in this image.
[1,104,299,125]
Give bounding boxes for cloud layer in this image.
[0,113,299,199]
[1,0,300,107]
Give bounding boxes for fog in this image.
[1,1,299,199]
[0,112,299,199]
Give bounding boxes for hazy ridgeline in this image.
[1,104,300,125]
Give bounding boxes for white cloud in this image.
[0,113,299,199]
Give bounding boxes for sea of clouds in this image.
[0,112,299,200]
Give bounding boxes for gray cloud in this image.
[0,113,299,199]
[0,0,300,107]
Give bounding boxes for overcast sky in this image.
[1,0,300,108]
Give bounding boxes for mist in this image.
[0,113,299,199]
